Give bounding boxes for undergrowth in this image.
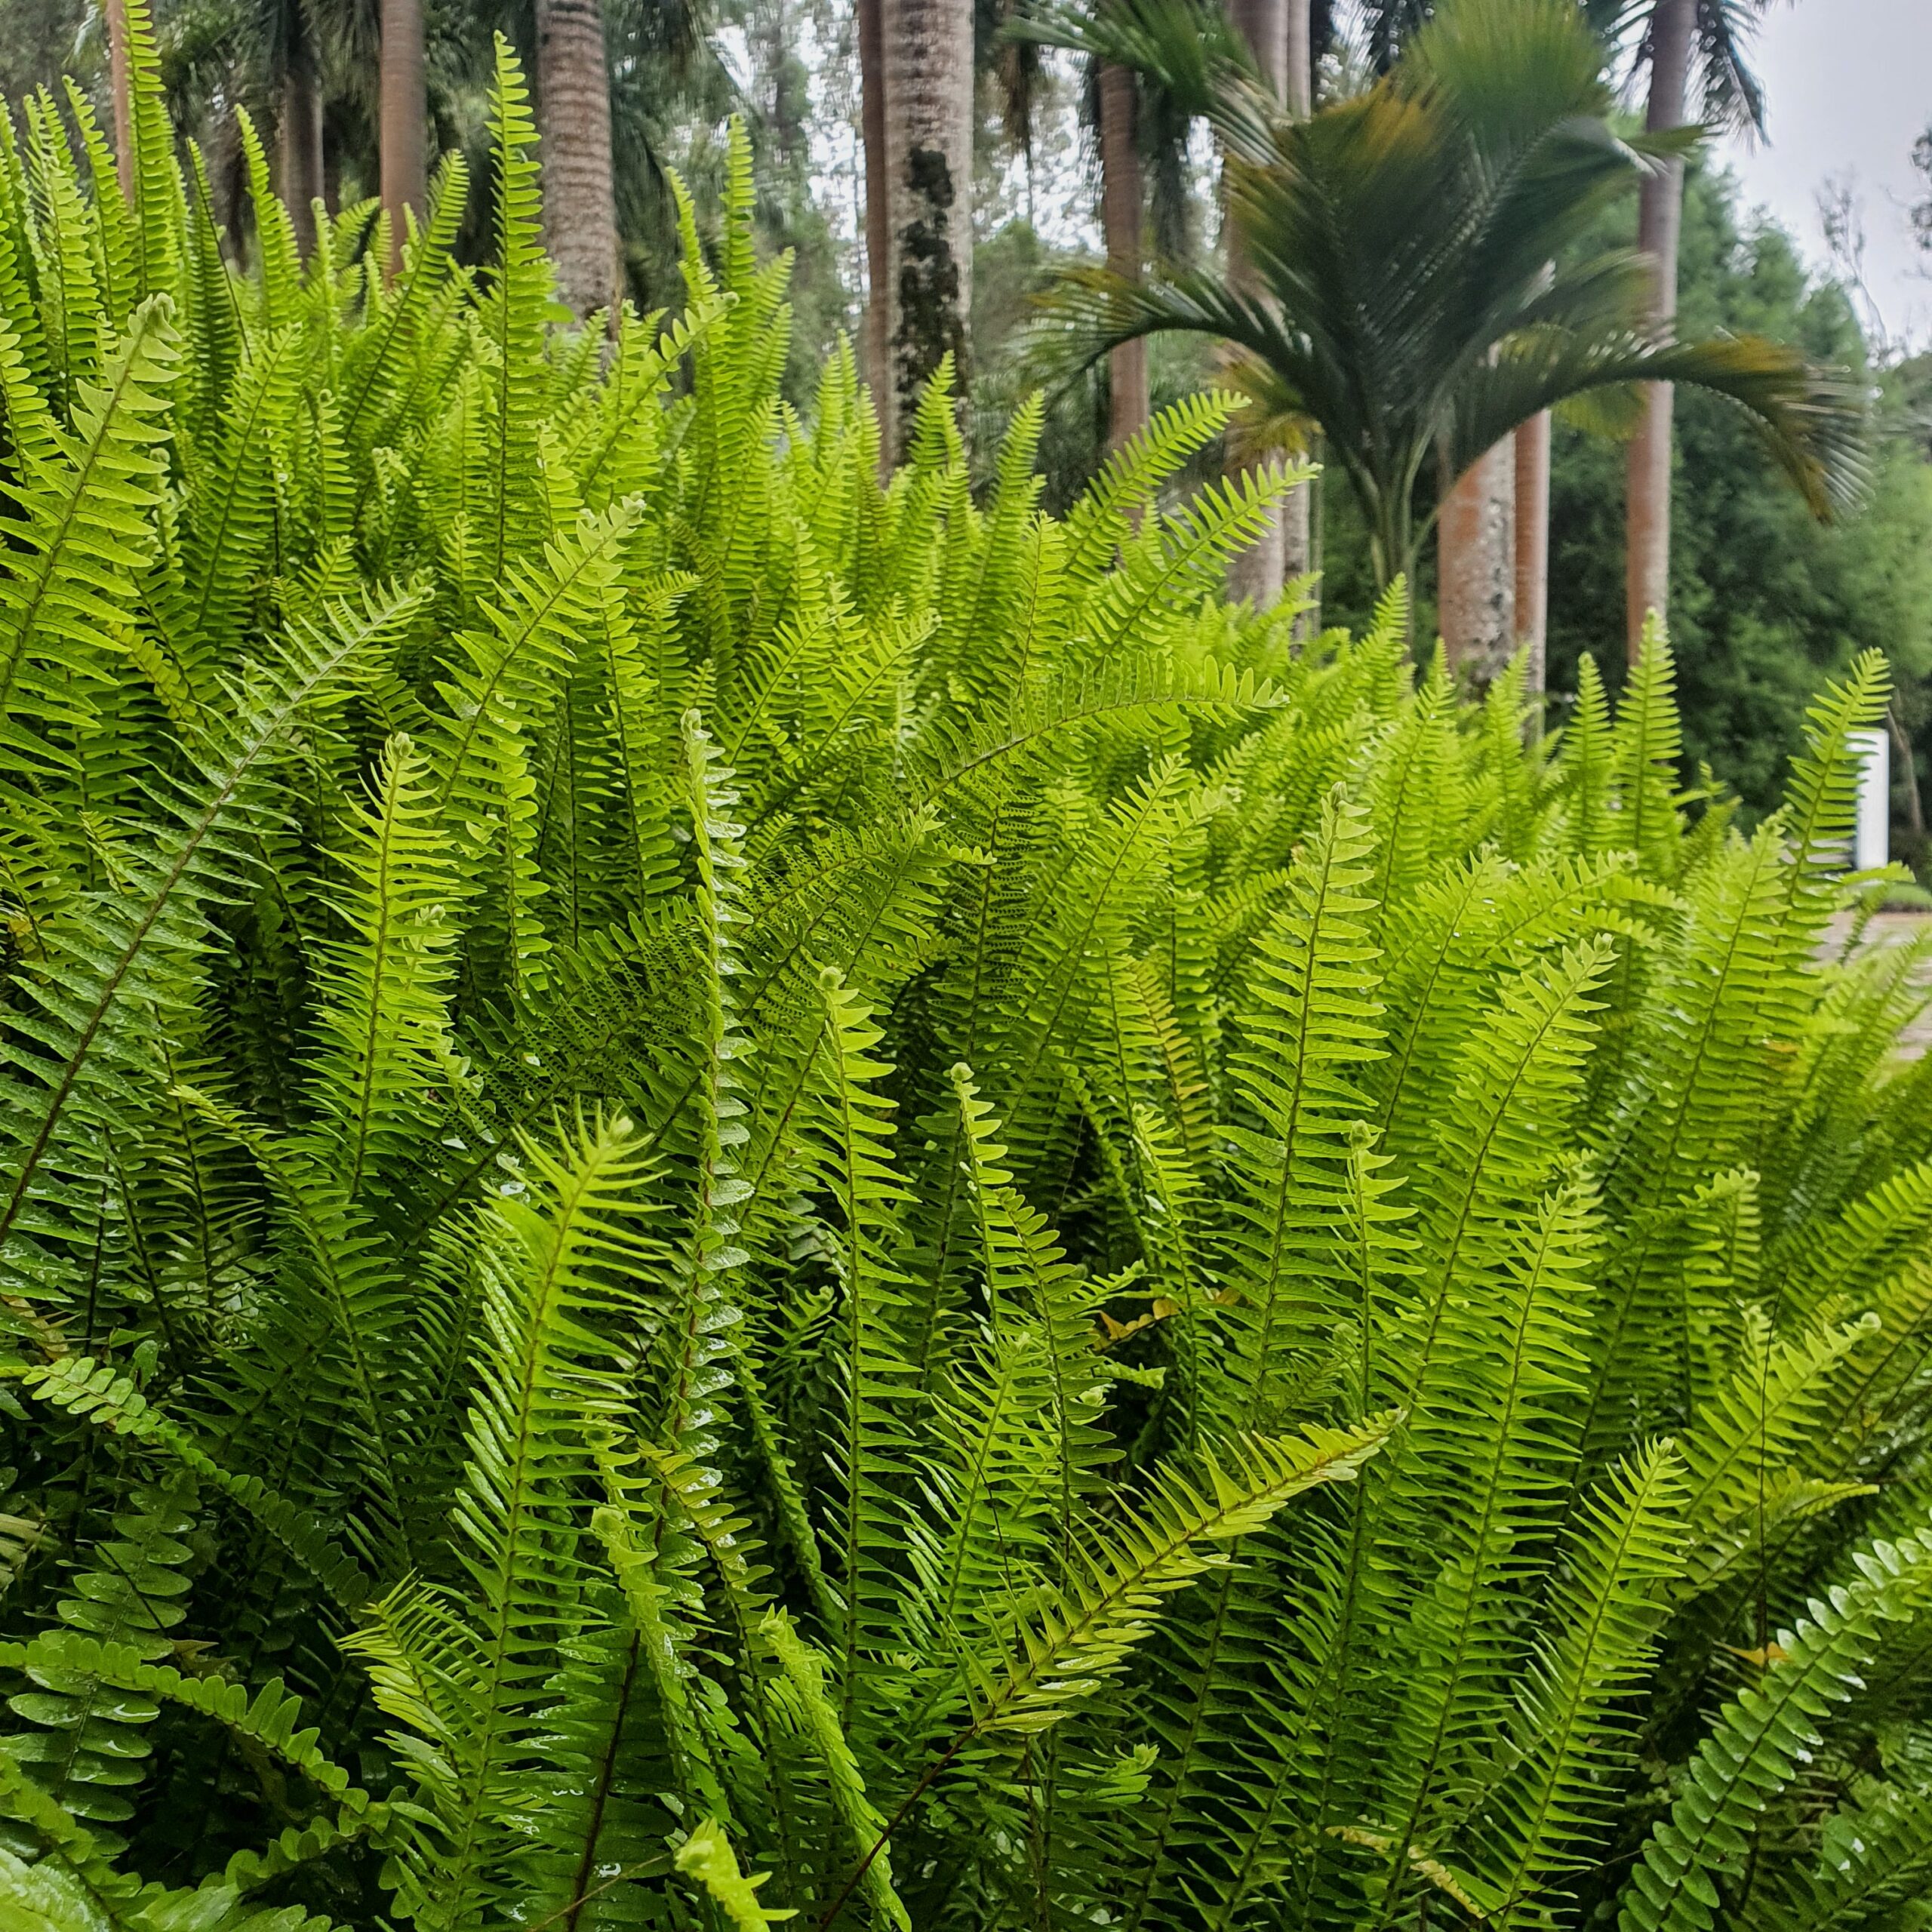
[2,11,1932,1931]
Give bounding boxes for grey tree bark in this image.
[1625,0,1694,661]
[1223,0,1309,610]
[1100,62,1147,456]
[279,34,325,260]
[1224,0,1285,605]
[1438,440,1515,688]
[859,0,892,471]
[1280,0,1313,622]
[882,0,974,463]
[1514,411,1551,696]
[380,0,427,280]
[536,0,620,321]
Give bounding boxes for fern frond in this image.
[0,293,177,788]
[0,585,423,1309]
[1478,1441,1687,1927]
[302,732,460,1205]
[1616,1530,1932,1932]
[1217,786,1385,1429]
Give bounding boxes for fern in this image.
[0,56,1926,1930]
[0,293,177,789]
[1617,1531,1932,1932]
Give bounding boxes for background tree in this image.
[380,0,426,271]
[0,0,97,118]
[263,0,327,254]
[1592,0,1778,658]
[879,0,975,457]
[1537,160,1930,819]
[1099,59,1146,451]
[1030,0,1863,681]
[1221,0,1288,607]
[860,0,890,435]
[534,0,617,316]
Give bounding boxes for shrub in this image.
[3,17,1932,1932]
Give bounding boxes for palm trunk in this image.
[1099,63,1146,456]
[1438,440,1515,687]
[881,0,974,464]
[859,0,891,472]
[106,0,132,195]
[279,35,325,261]
[1284,0,1312,115]
[380,0,428,281]
[536,0,619,321]
[1281,0,1314,626]
[1514,411,1550,696]
[1625,0,1694,662]
[1224,0,1289,608]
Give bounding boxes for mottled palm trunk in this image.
[279,35,325,260]
[881,0,974,463]
[380,0,428,281]
[1100,62,1146,456]
[536,0,619,321]
[1280,0,1313,623]
[1625,0,1694,661]
[859,0,891,473]
[106,0,132,194]
[1224,0,1294,608]
[1514,410,1550,695]
[1438,440,1515,687]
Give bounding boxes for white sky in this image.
[1718,0,1932,352]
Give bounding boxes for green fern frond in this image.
[1478,1441,1687,1927]
[303,733,460,1204]
[1617,1530,1932,1932]
[0,584,423,1309]
[0,293,177,788]
[1217,786,1385,1429]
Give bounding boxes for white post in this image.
[1852,727,1890,872]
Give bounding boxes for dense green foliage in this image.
[1541,162,1932,817]
[7,23,1932,1932]
[1024,0,1866,592]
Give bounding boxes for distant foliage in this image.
[1541,163,1932,815]
[2,14,1932,1932]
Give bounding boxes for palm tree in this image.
[1099,60,1148,454]
[1358,0,1539,671]
[860,0,891,447]
[260,0,326,256]
[1597,0,1776,660]
[1222,0,1291,607]
[380,0,426,276]
[535,0,618,318]
[1281,0,1312,614]
[878,0,976,460]
[1027,0,1862,675]
[1513,402,1551,681]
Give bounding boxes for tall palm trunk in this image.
[1224,0,1286,606]
[380,0,428,280]
[1438,438,1515,685]
[535,0,619,321]
[279,32,325,260]
[1281,0,1313,623]
[859,0,891,472]
[1514,411,1550,694]
[1099,63,1146,455]
[881,0,974,463]
[1625,0,1694,661]
[106,0,132,193]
